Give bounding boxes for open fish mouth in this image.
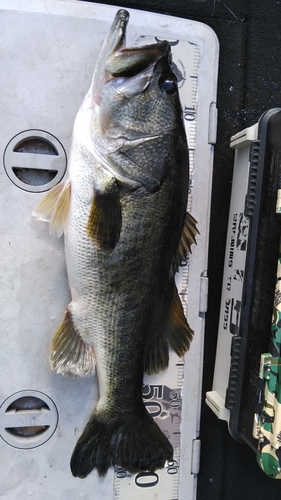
[90,9,129,102]
[106,40,171,79]
[104,8,129,56]
[97,9,171,88]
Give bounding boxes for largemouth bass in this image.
[34,9,198,479]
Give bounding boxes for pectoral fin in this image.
[33,181,71,237]
[172,212,199,274]
[87,180,121,252]
[50,308,96,377]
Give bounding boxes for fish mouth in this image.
[91,9,171,102]
[91,10,129,102]
[106,41,170,79]
[105,9,129,56]
[105,10,170,80]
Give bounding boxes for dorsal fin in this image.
[172,212,199,274]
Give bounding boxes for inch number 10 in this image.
[184,106,196,121]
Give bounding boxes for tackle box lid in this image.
[0,1,219,498]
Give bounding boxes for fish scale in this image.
[113,37,199,500]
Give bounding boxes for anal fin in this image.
[87,180,121,252]
[50,308,96,377]
[145,284,193,375]
[145,331,169,376]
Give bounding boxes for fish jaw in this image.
[105,40,170,79]
[91,8,170,104]
[90,9,129,105]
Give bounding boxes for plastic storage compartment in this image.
[0,1,219,498]
[206,108,281,476]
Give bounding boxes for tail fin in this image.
[70,409,173,478]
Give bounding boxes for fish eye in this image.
[160,78,177,94]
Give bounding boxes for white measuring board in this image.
[0,2,219,499]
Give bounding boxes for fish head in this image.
[79,10,188,191]
[101,40,182,140]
